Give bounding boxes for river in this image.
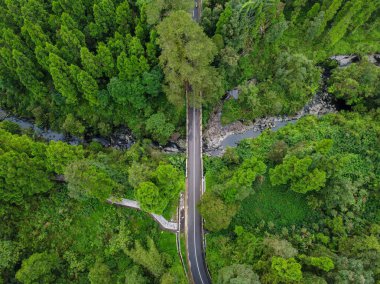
[1,54,377,154]
[0,109,124,147]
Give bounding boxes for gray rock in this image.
[0,109,7,120]
[330,55,359,67]
[204,90,337,154]
[163,146,180,153]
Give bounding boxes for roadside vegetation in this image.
[202,112,380,283]
[198,1,379,282]
[201,0,379,124]
[0,0,379,283]
[0,122,186,283]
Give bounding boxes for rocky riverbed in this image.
[1,54,377,155]
[331,54,380,67]
[0,108,135,149]
[203,53,380,156]
[203,91,336,156]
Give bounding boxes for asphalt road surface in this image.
[185,2,211,283]
[186,104,211,284]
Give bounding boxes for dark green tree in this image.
[199,192,238,232]
[218,264,261,284]
[157,11,222,107]
[145,113,175,144]
[15,252,60,284]
[65,160,119,201]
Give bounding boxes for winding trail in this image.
[107,198,178,232]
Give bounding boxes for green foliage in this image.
[0,240,19,270]
[218,264,261,284]
[145,112,175,145]
[0,130,185,283]
[0,0,178,144]
[125,238,167,278]
[270,155,327,194]
[134,162,184,214]
[65,160,120,201]
[0,121,21,134]
[136,181,165,214]
[263,237,298,259]
[46,141,84,174]
[157,10,222,107]
[124,266,148,284]
[0,148,53,205]
[269,257,303,283]
[221,52,322,124]
[330,256,375,283]
[199,192,238,232]
[15,252,60,284]
[88,261,112,284]
[204,112,379,282]
[62,114,85,137]
[328,59,380,111]
[145,0,193,25]
[233,174,312,228]
[299,255,334,272]
[223,156,266,202]
[202,0,379,124]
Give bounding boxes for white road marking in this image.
[193,106,205,284]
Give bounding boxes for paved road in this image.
[185,2,211,283]
[186,102,211,284]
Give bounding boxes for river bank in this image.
[204,91,336,156]
[2,54,377,155]
[0,108,134,149]
[203,53,379,156]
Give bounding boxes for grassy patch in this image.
[233,175,314,230]
[179,233,189,277]
[157,231,178,260]
[157,232,187,281]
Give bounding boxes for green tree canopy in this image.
[145,112,175,145]
[0,240,20,271]
[0,151,53,204]
[65,160,119,201]
[88,261,112,284]
[270,155,327,194]
[328,59,380,111]
[125,238,167,279]
[135,181,166,214]
[218,264,261,284]
[157,10,222,107]
[15,252,60,284]
[46,141,84,174]
[134,163,183,214]
[269,257,303,283]
[199,192,238,232]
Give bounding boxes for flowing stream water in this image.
[1,55,377,153]
[0,109,125,147]
[204,54,379,156]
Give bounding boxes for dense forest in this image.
[201,0,379,124]
[0,0,379,283]
[197,0,380,283]
[1,0,379,138]
[201,112,379,283]
[0,121,186,283]
[0,0,191,142]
